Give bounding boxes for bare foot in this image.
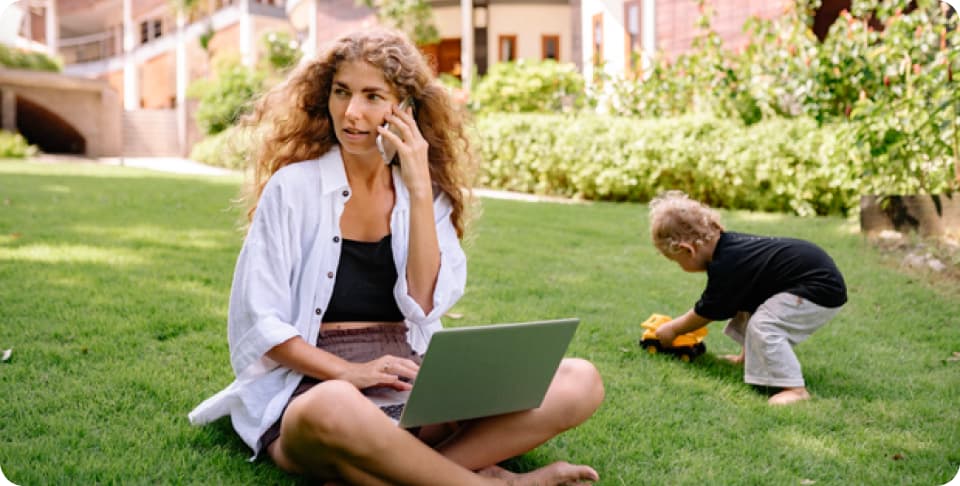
[720,353,744,365]
[479,462,599,485]
[768,387,810,405]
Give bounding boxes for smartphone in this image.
[376,97,414,165]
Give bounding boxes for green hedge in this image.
[0,130,38,158]
[474,114,861,217]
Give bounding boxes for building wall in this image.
[655,0,789,58]
[0,70,122,156]
[141,51,174,108]
[101,69,125,106]
[432,4,571,63]
[319,0,377,46]
[486,4,570,63]
[207,22,241,59]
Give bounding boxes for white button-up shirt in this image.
[188,147,468,458]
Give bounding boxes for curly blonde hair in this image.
[240,28,475,238]
[649,191,724,255]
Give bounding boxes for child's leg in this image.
[722,312,750,364]
[742,293,841,404]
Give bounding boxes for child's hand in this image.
[655,324,678,348]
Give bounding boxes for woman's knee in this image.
[282,380,370,445]
[548,358,605,426]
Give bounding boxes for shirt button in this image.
[342,190,350,197]
[314,307,322,315]
[333,236,340,243]
[327,271,334,278]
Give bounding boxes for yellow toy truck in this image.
[639,313,708,362]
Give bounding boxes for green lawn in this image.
[1,160,958,485]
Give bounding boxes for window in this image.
[542,35,559,61]
[140,21,149,44]
[592,14,603,67]
[624,1,642,74]
[153,19,163,39]
[499,35,517,62]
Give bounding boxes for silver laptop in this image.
[364,318,580,428]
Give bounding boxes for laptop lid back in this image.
[398,318,579,428]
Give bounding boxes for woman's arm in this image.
[384,103,441,313]
[266,337,416,390]
[404,192,441,314]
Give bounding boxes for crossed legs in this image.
[268,358,605,485]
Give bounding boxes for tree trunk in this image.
[860,194,960,237]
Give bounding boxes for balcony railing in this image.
[60,30,120,64]
[58,0,285,65]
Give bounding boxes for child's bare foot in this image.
[479,462,599,485]
[720,353,744,365]
[768,387,810,405]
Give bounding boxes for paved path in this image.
[33,154,583,203]
[34,154,236,176]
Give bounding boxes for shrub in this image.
[0,44,61,72]
[260,31,301,74]
[471,60,585,113]
[188,124,252,169]
[187,56,264,136]
[0,130,38,158]
[473,114,860,216]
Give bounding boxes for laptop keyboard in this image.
[380,403,405,420]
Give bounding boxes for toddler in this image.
[649,191,847,405]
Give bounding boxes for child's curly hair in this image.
[649,191,724,255]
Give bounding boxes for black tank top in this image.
[322,234,405,323]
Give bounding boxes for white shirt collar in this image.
[316,145,410,211]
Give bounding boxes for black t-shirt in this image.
[694,231,847,321]
[322,234,405,323]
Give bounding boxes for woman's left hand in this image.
[377,103,432,199]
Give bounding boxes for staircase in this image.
[123,109,180,156]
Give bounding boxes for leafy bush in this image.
[0,44,61,72]
[0,130,38,158]
[188,124,252,169]
[187,56,264,136]
[473,114,860,216]
[844,3,960,195]
[260,31,301,74]
[596,0,960,195]
[471,60,585,113]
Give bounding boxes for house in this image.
[0,0,848,157]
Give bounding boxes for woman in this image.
[189,28,605,485]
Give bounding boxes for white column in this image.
[641,0,655,77]
[303,0,318,60]
[45,0,58,56]
[123,0,140,110]
[239,0,253,67]
[459,0,473,92]
[176,10,188,156]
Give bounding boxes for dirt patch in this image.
[867,230,960,288]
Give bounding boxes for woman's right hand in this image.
[338,355,419,391]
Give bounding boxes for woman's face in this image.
[328,60,400,160]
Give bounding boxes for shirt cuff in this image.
[230,315,300,378]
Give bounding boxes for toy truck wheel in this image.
[679,352,692,362]
[639,339,661,355]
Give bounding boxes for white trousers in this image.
[724,292,841,388]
